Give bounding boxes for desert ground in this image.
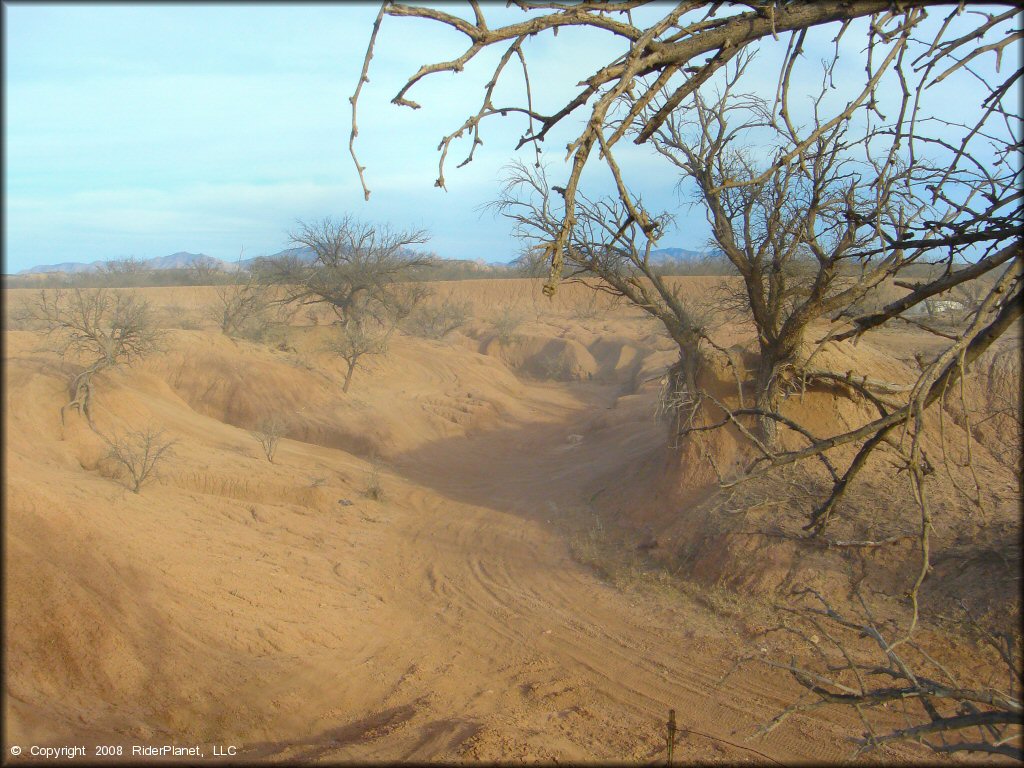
[4,278,1021,763]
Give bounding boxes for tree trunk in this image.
[343,360,357,393]
[755,331,803,448]
[755,358,782,447]
[666,341,703,443]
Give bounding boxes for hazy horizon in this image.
[4,4,719,275]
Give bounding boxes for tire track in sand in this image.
[293,384,912,764]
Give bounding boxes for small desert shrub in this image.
[251,415,285,463]
[161,304,203,330]
[568,520,604,570]
[363,460,384,501]
[535,354,573,380]
[568,519,647,590]
[569,290,603,321]
[489,304,524,345]
[101,426,176,493]
[404,298,472,339]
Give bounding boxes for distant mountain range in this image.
[15,246,718,276]
[17,251,228,275]
[649,247,716,262]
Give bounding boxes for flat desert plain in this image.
[4,278,1020,763]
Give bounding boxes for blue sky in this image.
[4,4,1018,273]
[5,3,652,272]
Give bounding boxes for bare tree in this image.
[352,2,1020,294]
[251,415,285,463]
[644,54,946,444]
[28,288,162,426]
[491,160,707,413]
[325,316,391,393]
[264,215,432,327]
[259,216,431,391]
[213,262,274,337]
[366,3,1020,446]
[97,256,145,276]
[186,255,224,285]
[101,425,176,493]
[361,0,1022,543]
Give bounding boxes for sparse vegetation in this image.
[185,255,223,285]
[251,416,285,463]
[359,2,1022,756]
[26,288,162,426]
[160,304,204,330]
[404,297,472,340]
[100,425,176,493]
[489,304,524,346]
[363,460,384,501]
[97,257,145,278]
[4,4,1022,760]
[212,259,275,338]
[325,318,390,394]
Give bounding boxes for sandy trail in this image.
[235,381,896,763]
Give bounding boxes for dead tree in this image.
[101,425,176,493]
[687,260,1021,635]
[645,54,946,444]
[97,256,145,276]
[261,217,430,392]
[264,215,432,327]
[324,316,391,393]
[490,160,707,416]
[213,263,273,337]
[353,0,1021,455]
[357,0,1022,514]
[355,4,1023,752]
[186,255,224,285]
[29,288,162,427]
[251,416,285,463]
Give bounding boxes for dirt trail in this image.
[238,381,903,763]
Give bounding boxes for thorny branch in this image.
[730,588,1023,759]
[351,1,1020,289]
